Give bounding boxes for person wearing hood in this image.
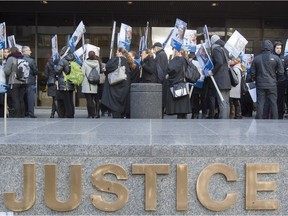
[54,46,76,118]
[81,50,101,118]
[208,35,231,119]
[251,40,284,119]
[229,57,243,119]
[3,47,26,117]
[273,41,288,119]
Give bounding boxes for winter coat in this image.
[251,40,284,89]
[155,49,168,83]
[211,40,231,90]
[101,56,131,113]
[82,59,100,94]
[130,61,140,83]
[23,54,38,85]
[4,51,26,85]
[54,53,75,91]
[44,59,57,97]
[229,63,242,99]
[141,56,157,83]
[165,56,191,115]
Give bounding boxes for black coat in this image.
[101,56,131,113]
[141,56,157,83]
[23,54,38,85]
[155,49,168,83]
[44,59,57,97]
[165,56,191,115]
[211,41,231,90]
[251,40,284,89]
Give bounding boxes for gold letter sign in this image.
[196,163,237,211]
[44,164,82,212]
[4,163,36,212]
[90,164,128,212]
[132,164,170,211]
[246,163,279,210]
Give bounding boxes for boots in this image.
[95,102,100,118]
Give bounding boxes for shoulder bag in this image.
[107,57,127,85]
[221,48,239,87]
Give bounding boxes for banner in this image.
[182,29,197,52]
[170,18,187,51]
[196,44,214,76]
[7,35,16,48]
[68,21,86,53]
[203,25,211,48]
[0,22,6,49]
[284,39,288,57]
[74,44,100,65]
[224,30,248,58]
[241,53,254,73]
[118,23,132,51]
[51,35,58,62]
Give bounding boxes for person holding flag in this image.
[207,35,231,119]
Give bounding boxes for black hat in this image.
[152,42,162,48]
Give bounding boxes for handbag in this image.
[221,48,239,87]
[99,73,106,84]
[170,82,189,98]
[108,57,127,85]
[241,75,248,94]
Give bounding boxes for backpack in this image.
[185,60,200,83]
[63,61,84,86]
[16,58,30,81]
[86,67,100,85]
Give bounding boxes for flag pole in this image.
[109,21,116,59]
[210,76,224,101]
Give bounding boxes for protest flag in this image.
[51,35,58,63]
[284,39,288,57]
[0,22,6,49]
[162,28,174,49]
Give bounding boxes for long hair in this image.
[118,47,136,69]
[88,50,102,65]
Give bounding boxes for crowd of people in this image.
[0,34,288,119]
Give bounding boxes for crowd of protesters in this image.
[0,35,288,119]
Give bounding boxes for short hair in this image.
[22,46,30,53]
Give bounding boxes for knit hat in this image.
[210,35,220,45]
[152,42,162,48]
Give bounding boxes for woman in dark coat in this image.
[140,49,157,83]
[166,49,191,119]
[101,47,131,118]
[44,58,57,118]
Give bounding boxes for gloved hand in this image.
[200,74,205,81]
[207,70,213,77]
[53,59,59,66]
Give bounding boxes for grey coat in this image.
[4,56,26,85]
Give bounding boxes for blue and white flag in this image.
[196,44,214,76]
[118,23,132,51]
[69,21,86,53]
[7,35,16,48]
[139,36,144,56]
[51,35,58,62]
[170,18,187,51]
[284,39,288,57]
[162,28,174,49]
[0,22,6,49]
[203,25,211,49]
[182,29,197,52]
[240,53,254,73]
